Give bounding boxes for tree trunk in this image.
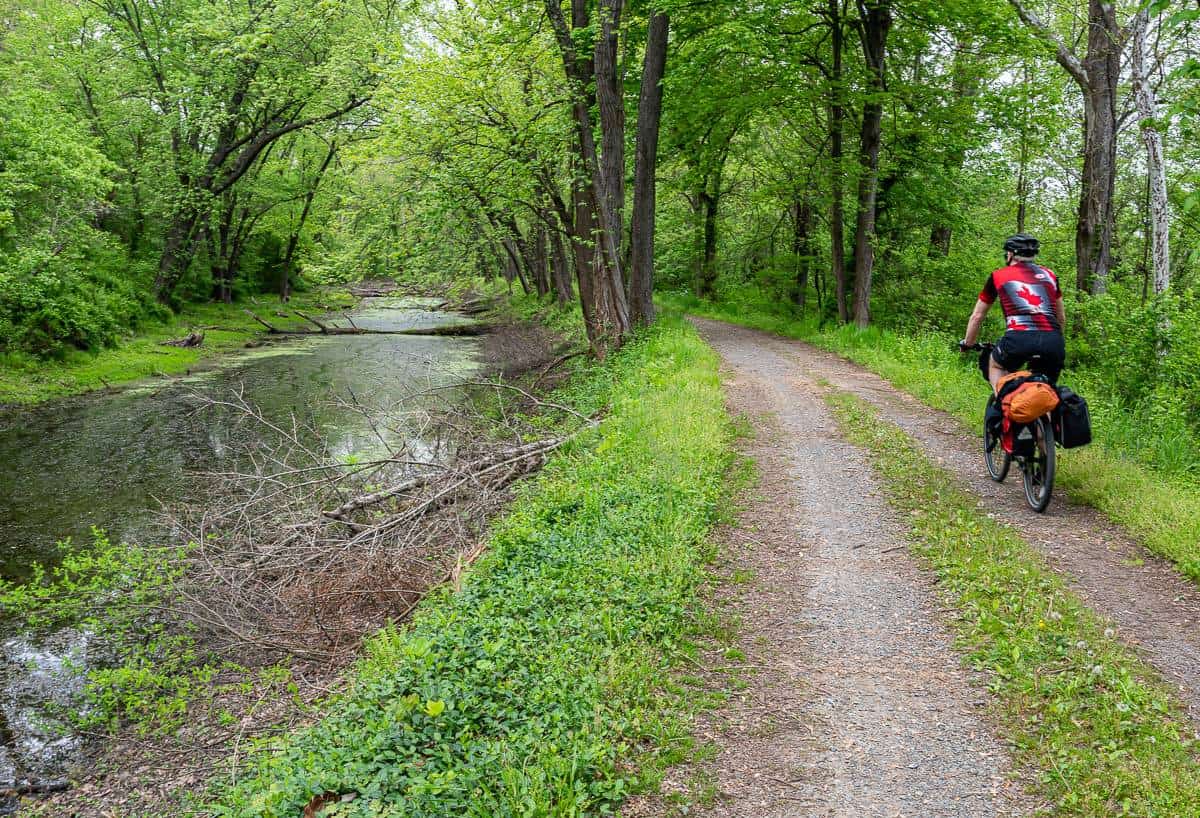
[793,199,813,309]
[210,198,236,303]
[851,0,891,328]
[928,39,978,257]
[1007,0,1119,296]
[595,0,625,254]
[697,187,719,298]
[628,11,669,327]
[570,171,599,339]
[500,238,530,295]
[1131,8,1169,296]
[827,0,849,324]
[532,223,551,297]
[1016,63,1031,233]
[1074,0,1120,295]
[548,218,575,305]
[155,209,202,303]
[545,0,631,354]
[280,140,338,302]
[929,226,952,258]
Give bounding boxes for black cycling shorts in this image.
[992,330,1065,383]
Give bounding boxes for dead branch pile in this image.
[163,377,595,663]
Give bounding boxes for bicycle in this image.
[960,342,1056,513]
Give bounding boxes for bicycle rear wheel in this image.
[1022,415,1056,512]
[983,403,1010,483]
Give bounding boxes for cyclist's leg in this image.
[988,356,1009,393]
[989,334,1019,393]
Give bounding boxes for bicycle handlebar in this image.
[957,341,994,353]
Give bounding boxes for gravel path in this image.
[691,318,1200,726]
[634,319,1035,817]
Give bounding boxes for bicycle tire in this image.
[983,402,1010,483]
[1022,415,1056,512]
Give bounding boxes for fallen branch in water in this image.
[243,308,491,337]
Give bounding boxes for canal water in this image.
[0,298,482,792]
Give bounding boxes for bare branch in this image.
[1005,0,1089,87]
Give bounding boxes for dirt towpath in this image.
[636,319,1038,817]
[690,318,1200,728]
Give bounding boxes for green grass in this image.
[0,290,355,406]
[660,291,1200,585]
[203,316,734,817]
[827,391,1200,817]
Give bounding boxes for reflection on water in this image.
[0,298,481,788]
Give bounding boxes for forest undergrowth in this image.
[664,291,1200,586]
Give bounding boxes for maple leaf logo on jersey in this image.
[1016,285,1043,307]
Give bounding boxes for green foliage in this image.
[204,317,732,816]
[0,529,213,733]
[0,68,156,354]
[829,393,1200,817]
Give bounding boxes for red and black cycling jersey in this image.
[979,261,1062,332]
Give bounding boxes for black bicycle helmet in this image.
[1003,233,1039,257]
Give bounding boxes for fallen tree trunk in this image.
[160,331,205,348]
[243,309,491,337]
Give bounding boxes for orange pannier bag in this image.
[997,370,1060,423]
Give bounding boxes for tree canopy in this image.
[1,0,1198,374]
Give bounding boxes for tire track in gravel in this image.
[691,317,1200,728]
[632,319,1036,817]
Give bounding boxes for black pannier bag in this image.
[1005,421,1036,457]
[1054,386,1092,449]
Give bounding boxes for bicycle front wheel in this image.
[1022,415,1056,512]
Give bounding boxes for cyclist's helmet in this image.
[1003,233,1039,258]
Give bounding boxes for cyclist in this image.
[959,233,1066,391]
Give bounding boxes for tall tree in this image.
[1007,0,1122,295]
[851,0,891,327]
[544,0,632,353]
[1131,6,1169,296]
[629,11,670,327]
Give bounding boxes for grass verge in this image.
[0,290,355,407]
[202,315,733,817]
[827,390,1200,817]
[660,292,1200,584]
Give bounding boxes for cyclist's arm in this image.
[963,298,990,345]
[1054,297,1066,331]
